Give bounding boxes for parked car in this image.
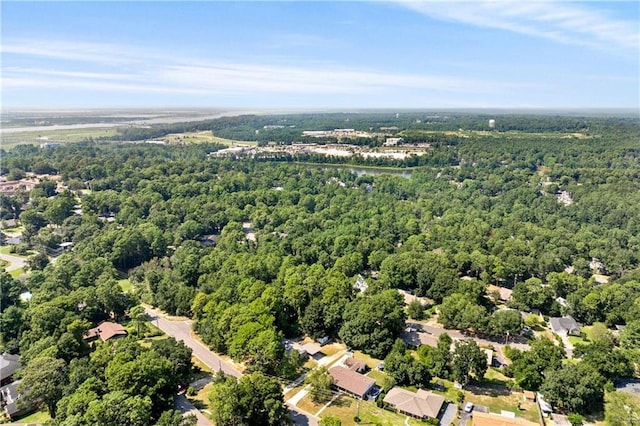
[464,402,474,413]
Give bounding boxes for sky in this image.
[1,1,639,109]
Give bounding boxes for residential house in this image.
[383,387,444,420]
[472,411,538,426]
[328,366,375,399]
[83,321,128,343]
[343,357,367,374]
[0,354,21,386]
[401,330,438,349]
[0,380,36,419]
[487,285,513,303]
[549,316,580,336]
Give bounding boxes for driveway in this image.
[440,402,458,426]
[0,252,27,272]
[459,412,471,426]
[174,395,213,426]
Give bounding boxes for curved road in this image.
[144,307,318,426]
[0,252,27,272]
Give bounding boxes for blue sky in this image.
[1,1,639,109]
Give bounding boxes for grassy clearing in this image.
[118,278,133,293]
[462,382,539,423]
[1,128,121,149]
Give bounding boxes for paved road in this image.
[144,307,241,378]
[174,395,214,426]
[0,252,26,272]
[146,307,318,426]
[414,323,531,351]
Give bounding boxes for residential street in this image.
[145,306,318,426]
[144,306,241,378]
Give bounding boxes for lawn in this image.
[11,409,52,423]
[298,394,428,426]
[463,383,539,423]
[9,268,24,278]
[0,246,15,255]
[189,381,214,412]
[367,370,388,387]
[353,350,383,369]
[568,335,590,346]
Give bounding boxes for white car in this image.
[464,402,474,413]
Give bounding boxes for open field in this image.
[0,127,121,149]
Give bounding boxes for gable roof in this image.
[549,316,579,334]
[472,411,539,426]
[0,354,21,382]
[328,366,375,398]
[383,387,444,418]
[83,321,128,342]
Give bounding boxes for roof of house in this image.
[301,342,323,356]
[329,366,375,397]
[549,316,580,334]
[0,380,21,417]
[83,321,128,342]
[487,285,513,301]
[344,357,366,372]
[0,354,21,382]
[383,387,444,418]
[401,330,439,348]
[472,411,539,426]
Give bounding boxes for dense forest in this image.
[1,112,639,423]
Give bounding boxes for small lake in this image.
[303,163,413,178]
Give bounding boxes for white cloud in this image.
[1,38,526,97]
[393,0,640,52]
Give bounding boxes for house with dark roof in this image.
[383,387,445,420]
[83,321,128,343]
[549,316,580,336]
[328,366,375,399]
[0,379,36,419]
[0,354,21,386]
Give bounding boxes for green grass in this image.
[367,370,388,387]
[11,409,52,423]
[568,335,591,346]
[0,246,14,255]
[9,267,24,277]
[118,278,133,293]
[0,127,121,149]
